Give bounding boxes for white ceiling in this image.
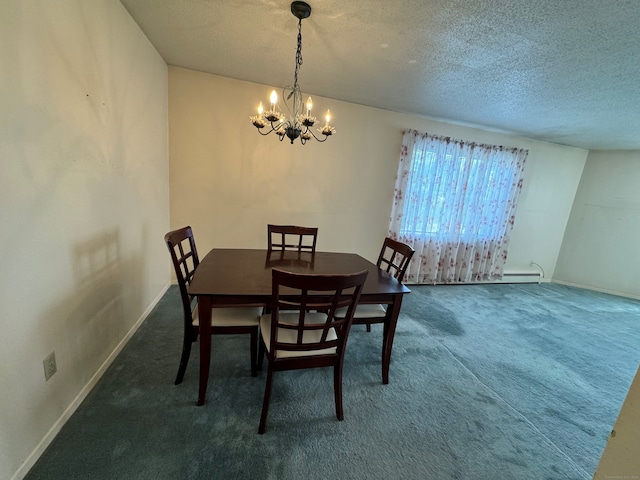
[119,0,640,150]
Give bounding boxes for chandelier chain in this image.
[293,18,303,91]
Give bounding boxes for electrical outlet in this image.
[43,351,57,381]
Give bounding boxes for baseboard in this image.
[12,283,171,480]
[552,279,640,301]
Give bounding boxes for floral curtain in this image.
[389,130,528,284]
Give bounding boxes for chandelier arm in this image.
[304,128,329,143]
[256,128,275,136]
[255,123,282,136]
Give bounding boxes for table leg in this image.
[381,294,403,384]
[197,295,212,406]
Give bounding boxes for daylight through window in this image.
[388,130,528,284]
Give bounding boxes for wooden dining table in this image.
[188,248,411,406]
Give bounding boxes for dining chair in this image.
[265,224,319,315]
[267,224,318,253]
[257,268,369,434]
[335,237,414,332]
[164,226,262,385]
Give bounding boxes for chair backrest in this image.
[268,268,369,356]
[267,224,318,253]
[164,226,199,321]
[265,249,315,269]
[377,237,415,282]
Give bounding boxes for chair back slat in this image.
[269,268,368,355]
[377,237,415,282]
[164,226,199,320]
[267,224,318,253]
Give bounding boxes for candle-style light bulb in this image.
[325,109,331,126]
[306,97,313,116]
[257,102,264,115]
[269,90,278,109]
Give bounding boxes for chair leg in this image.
[174,335,193,385]
[334,362,344,421]
[258,365,274,434]
[250,328,258,377]
[366,323,372,332]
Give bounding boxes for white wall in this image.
[168,67,587,275]
[0,1,170,479]
[555,152,640,475]
[555,150,640,298]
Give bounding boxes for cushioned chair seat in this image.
[260,312,337,358]
[193,306,262,327]
[334,303,386,319]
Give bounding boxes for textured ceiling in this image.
[119,0,640,150]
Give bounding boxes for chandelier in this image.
[250,1,336,145]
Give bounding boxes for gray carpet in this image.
[25,283,640,479]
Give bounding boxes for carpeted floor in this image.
[25,282,640,479]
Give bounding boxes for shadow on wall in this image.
[67,229,126,377]
[36,228,147,390]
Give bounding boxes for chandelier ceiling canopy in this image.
[250,1,335,145]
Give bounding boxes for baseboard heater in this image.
[494,272,542,284]
[406,272,543,286]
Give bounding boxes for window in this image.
[389,130,527,284]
